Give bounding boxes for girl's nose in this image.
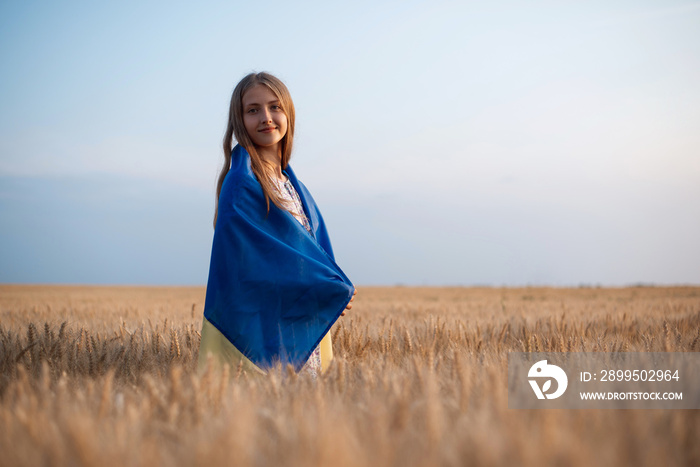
[260,109,273,123]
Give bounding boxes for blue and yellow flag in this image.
[202,145,355,373]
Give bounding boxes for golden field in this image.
[1,285,699,467]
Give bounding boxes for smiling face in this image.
[242,84,288,154]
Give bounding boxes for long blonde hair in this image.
[215,72,296,227]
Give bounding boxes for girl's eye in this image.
[247,108,257,113]
[272,105,281,110]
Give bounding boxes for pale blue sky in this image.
[1,0,699,285]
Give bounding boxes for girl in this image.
[198,72,356,378]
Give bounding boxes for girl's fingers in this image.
[341,289,357,316]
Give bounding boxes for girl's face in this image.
[242,84,288,154]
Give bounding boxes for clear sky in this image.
[1,0,699,286]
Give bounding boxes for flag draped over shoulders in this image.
[203,144,355,372]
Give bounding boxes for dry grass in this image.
[1,285,699,466]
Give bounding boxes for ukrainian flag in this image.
[199,145,354,374]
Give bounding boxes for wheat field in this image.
[1,285,699,467]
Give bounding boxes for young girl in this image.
[198,72,356,378]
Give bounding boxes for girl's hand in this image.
[340,289,357,316]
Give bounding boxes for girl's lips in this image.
[259,127,276,133]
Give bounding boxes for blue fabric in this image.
[203,144,355,371]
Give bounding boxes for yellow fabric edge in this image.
[198,317,266,376]
[198,317,335,375]
[319,330,334,373]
